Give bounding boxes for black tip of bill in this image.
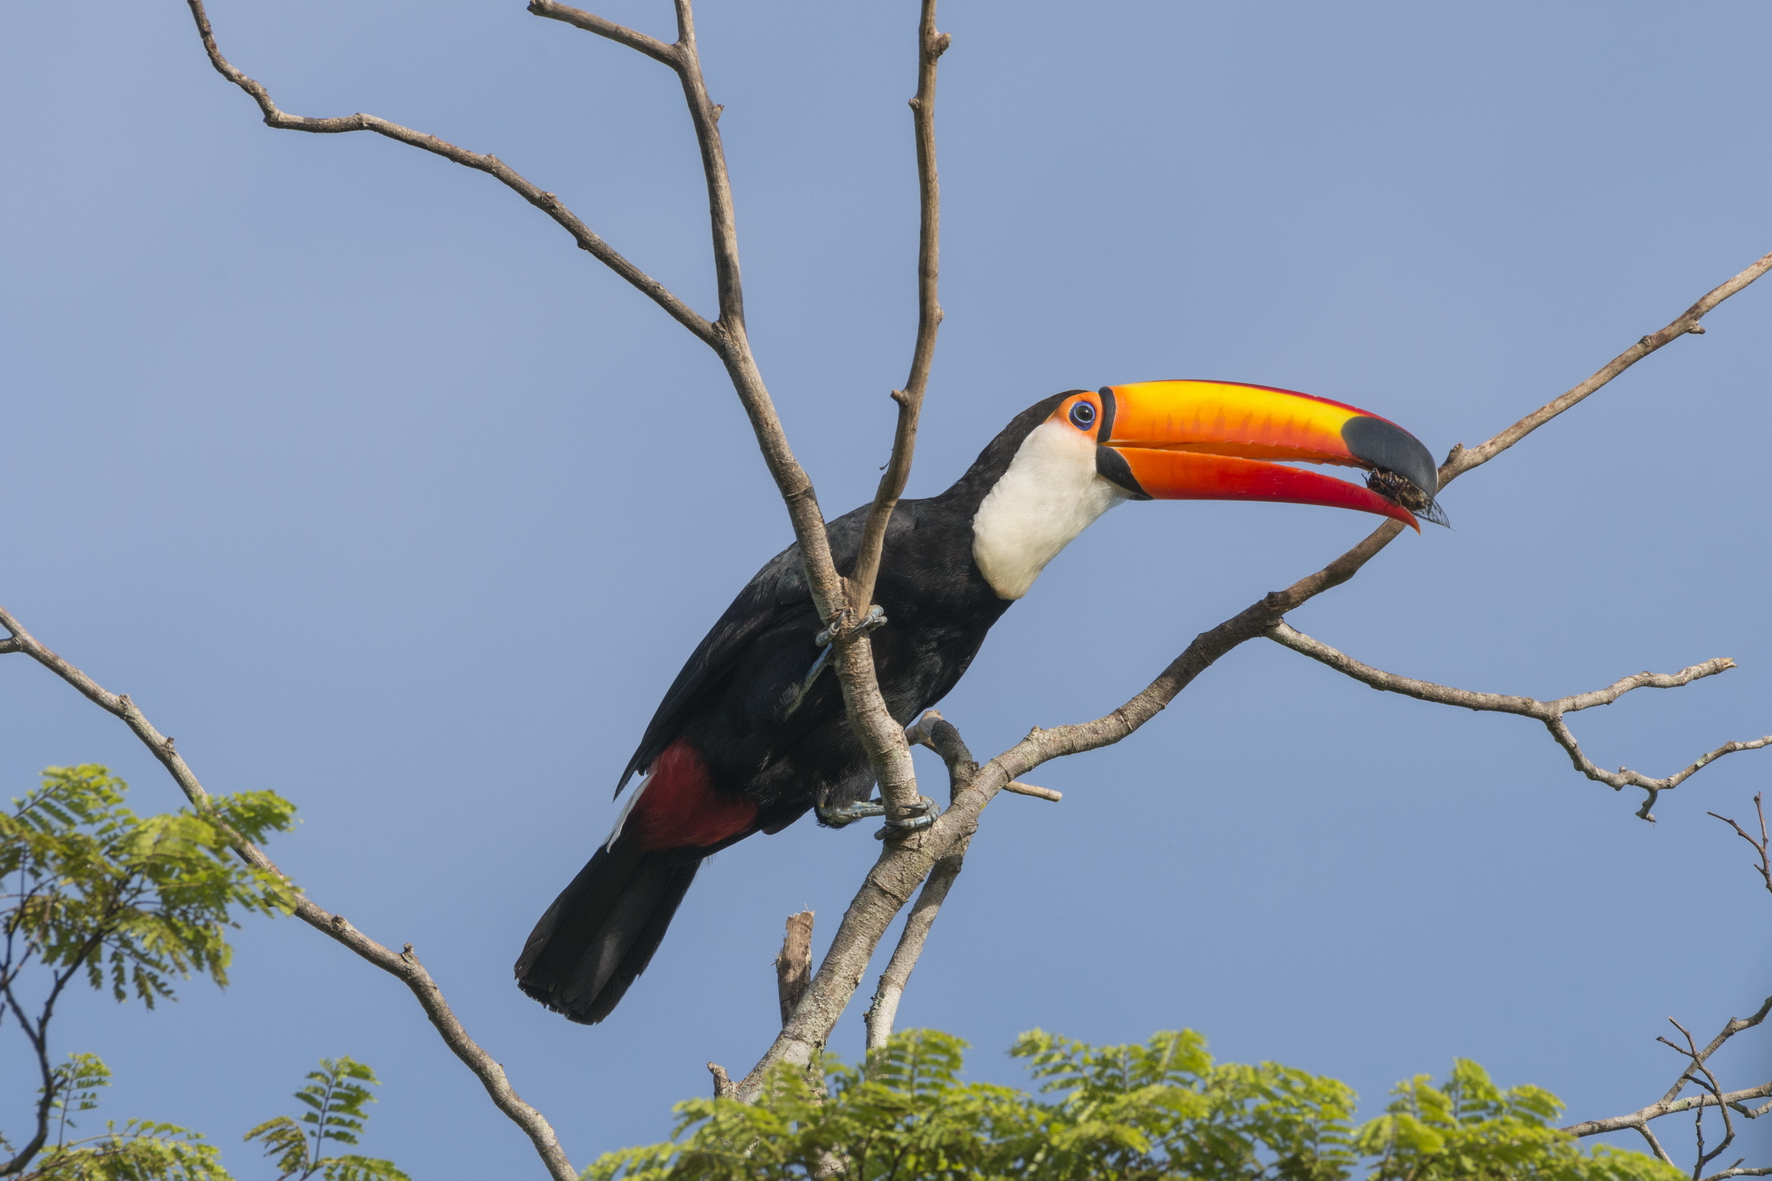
[1343,415,1449,529]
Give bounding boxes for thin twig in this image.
[1440,251,1772,481]
[528,0,926,823]
[1265,623,1770,820]
[0,607,577,1181]
[1563,994,1772,1137]
[184,0,712,347]
[1707,794,1772,897]
[526,1,679,66]
[741,247,1772,1098]
[1667,1018,1737,1175]
[1677,994,1772,1095]
[848,0,948,611]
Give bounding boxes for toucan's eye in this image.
[1069,401,1097,430]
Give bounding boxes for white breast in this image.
[971,421,1128,600]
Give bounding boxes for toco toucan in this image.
[515,380,1440,1023]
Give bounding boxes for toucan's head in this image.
[969,380,1442,600]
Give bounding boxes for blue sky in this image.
[3,0,1769,1174]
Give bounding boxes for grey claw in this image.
[818,799,887,827]
[873,795,939,840]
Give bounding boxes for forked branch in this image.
[0,607,577,1181]
[1562,995,1771,1149]
[196,0,926,894]
[1708,794,1771,898]
[1556,801,1770,1181]
[527,0,933,824]
[740,245,1772,1095]
[1266,622,1771,820]
[183,0,711,347]
[848,0,949,611]
[864,712,975,1053]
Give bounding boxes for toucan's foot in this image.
[818,799,887,827]
[873,796,939,840]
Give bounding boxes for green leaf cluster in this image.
[1,764,297,1004]
[6,1053,229,1181]
[582,1030,1684,1181]
[12,1116,232,1181]
[1355,1060,1676,1181]
[2,1053,408,1181]
[0,767,408,1181]
[244,1058,410,1181]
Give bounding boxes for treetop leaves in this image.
[246,1057,408,1181]
[582,1030,1684,1181]
[0,765,298,1005]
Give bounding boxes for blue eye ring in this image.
[1069,400,1097,430]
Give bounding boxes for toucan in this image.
[515,380,1440,1024]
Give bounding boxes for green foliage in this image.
[2,1053,409,1181]
[10,1053,228,1181]
[49,1053,115,1144]
[1355,1060,1682,1181]
[0,766,300,1178]
[581,1030,1683,1181]
[17,1118,231,1181]
[245,1058,410,1181]
[583,1029,1025,1181]
[0,764,297,1004]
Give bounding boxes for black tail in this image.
[514,834,702,1025]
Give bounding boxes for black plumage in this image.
[514,380,1442,1023]
[514,395,1062,1023]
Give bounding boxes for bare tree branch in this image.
[1440,249,1772,480]
[1667,995,1772,1106]
[862,845,965,1057]
[1564,1084,1772,1139]
[186,0,863,679]
[864,712,973,1053]
[775,911,815,1028]
[1636,1122,1677,1167]
[184,0,713,348]
[963,247,1772,806]
[0,606,577,1181]
[1708,794,1772,898]
[1265,622,1771,820]
[116,2,1772,1140]
[1002,780,1061,802]
[1563,994,1772,1138]
[848,0,948,611]
[526,1,680,67]
[1665,1017,1739,1176]
[527,0,930,824]
[1,978,61,1176]
[741,246,1772,1097]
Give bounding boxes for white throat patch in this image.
[971,421,1128,600]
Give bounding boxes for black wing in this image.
[616,510,870,793]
